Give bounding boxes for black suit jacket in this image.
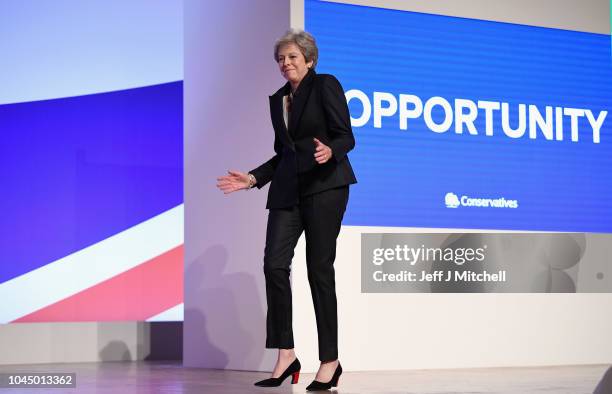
[250,69,357,209]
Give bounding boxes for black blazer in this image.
[250,69,357,209]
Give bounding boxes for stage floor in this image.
[0,361,608,393]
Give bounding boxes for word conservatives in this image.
[345,90,607,143]
[373,270,507,283]
[445,192,518,209]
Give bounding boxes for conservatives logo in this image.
[445,192,460,208]
[445,192,519,209]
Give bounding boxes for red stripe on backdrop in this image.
[13,245,183,322]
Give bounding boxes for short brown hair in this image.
[274,29,318,69]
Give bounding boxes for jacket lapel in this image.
[269,83,294,149]
[288,69,315,136]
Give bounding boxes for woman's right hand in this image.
[216,170,251,194]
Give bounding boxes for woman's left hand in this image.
[313,138,333,164]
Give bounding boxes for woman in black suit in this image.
[216,29,356,391]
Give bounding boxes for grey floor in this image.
[0,361,609,393]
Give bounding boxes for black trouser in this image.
[263,186,349,362]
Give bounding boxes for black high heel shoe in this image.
[306,362,342,391]
[254,358,301,387]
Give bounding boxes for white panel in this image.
[183,0,291,371]
[292,226,612,372]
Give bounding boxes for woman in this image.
[216,29,356,391]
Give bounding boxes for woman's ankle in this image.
[278,348,296,360]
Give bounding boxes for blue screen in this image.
[306,0,612,232]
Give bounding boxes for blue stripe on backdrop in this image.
[0,82,183,283]
[306,0,612,232]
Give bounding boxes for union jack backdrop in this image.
[0,1,184,323]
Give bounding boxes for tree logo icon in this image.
[445,192,460,208]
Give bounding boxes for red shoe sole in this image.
[291,371,300,384]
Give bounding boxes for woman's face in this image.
[277,43,313,86]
